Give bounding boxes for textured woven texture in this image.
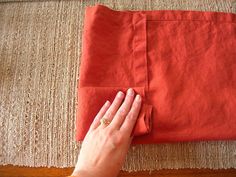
[0,0,236,171]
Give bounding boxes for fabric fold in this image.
[132,103,153,137]
[76,87,153,141]
[132,12,148,88]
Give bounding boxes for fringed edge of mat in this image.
[1,141,236,171]
[123,141,236,172]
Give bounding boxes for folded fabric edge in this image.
[132,103,153,137]
[75,86,153,142]
[87,4,236,22]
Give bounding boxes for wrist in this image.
[71,169,95,177]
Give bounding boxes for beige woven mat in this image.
[0,0,236,171]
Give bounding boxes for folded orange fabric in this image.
[76,5,236,144]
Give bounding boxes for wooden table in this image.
[1,165,236,177]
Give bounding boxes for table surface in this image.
[0,165,236,177]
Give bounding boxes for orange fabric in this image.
[76,5,236,144]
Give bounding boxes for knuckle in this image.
[105,128,113,137]
[105,112,112,118]
[117,108,127,117]
[113,134,124,146]
[127,112,134,118]
[119,132,127,140]
[126,113,135,121]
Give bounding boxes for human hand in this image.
[71,88,142,177]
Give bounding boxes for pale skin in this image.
[71,88,142,177]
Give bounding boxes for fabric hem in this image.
[132,13,148,89]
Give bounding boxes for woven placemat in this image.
[0,0,236,171]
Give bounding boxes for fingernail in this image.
[117,91,124,97]
[127,88,134,96]
[135,94,141,102]
[105,100,110,106]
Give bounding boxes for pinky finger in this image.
[89,100,111,132]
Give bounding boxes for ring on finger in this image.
[100,117,111,127]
